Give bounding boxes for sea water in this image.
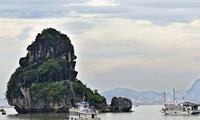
[1,105,200,120]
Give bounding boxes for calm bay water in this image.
[1,105,200,120]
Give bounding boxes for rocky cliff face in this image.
[19,28,77,83]
[6,28,106,113]
[110,97,132,112]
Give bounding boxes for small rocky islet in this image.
[6,28,132,113]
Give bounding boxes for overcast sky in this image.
[1,0,200,98]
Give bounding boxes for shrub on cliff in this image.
[31,81,69,102]
[72,80,106,109]
[6,67,23,101]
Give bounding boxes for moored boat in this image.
[134,104,139,107]
[160,89,200,115]
[67,101,100,120]
[2,109,6,115]
[160,102,200,115]
[0,108,4,112]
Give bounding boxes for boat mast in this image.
[83,81,87,102]
[173,88,175,104]
[164,91,166,105]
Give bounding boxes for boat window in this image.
[194,106,198,110]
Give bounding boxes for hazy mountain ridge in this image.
[102,78,200,105]
[101,88,173,105]
[185,79,200,102]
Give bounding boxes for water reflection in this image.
[7,113,68,120]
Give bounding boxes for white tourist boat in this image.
[160,102,200,115]
[160,89,200,115]
[67,101,100,120]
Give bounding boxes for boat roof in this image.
[180,102,200,106]
[81,101,88,105]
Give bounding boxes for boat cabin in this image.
[68,102,100,120]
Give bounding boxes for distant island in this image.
[6,28,108,113]
[6,28,132,113]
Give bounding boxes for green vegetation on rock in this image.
[37,58,62,76]
[31,81,69,102]
[6,67,23,100]
[73,80,106,107]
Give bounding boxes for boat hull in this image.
[161,109,200,115]
[86,118,100,120]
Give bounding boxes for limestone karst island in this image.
[5,28,132,114]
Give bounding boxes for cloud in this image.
[17,27,33,40]
[85,0,119,6]
[1,0,200,25]
[71,19,200,92]
[0,0,90,18]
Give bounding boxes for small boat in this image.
[0,108,4,112]
[67,101,100,120]
[2,110,6,115]
[160,89,200,115]
[134,104,139,107]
